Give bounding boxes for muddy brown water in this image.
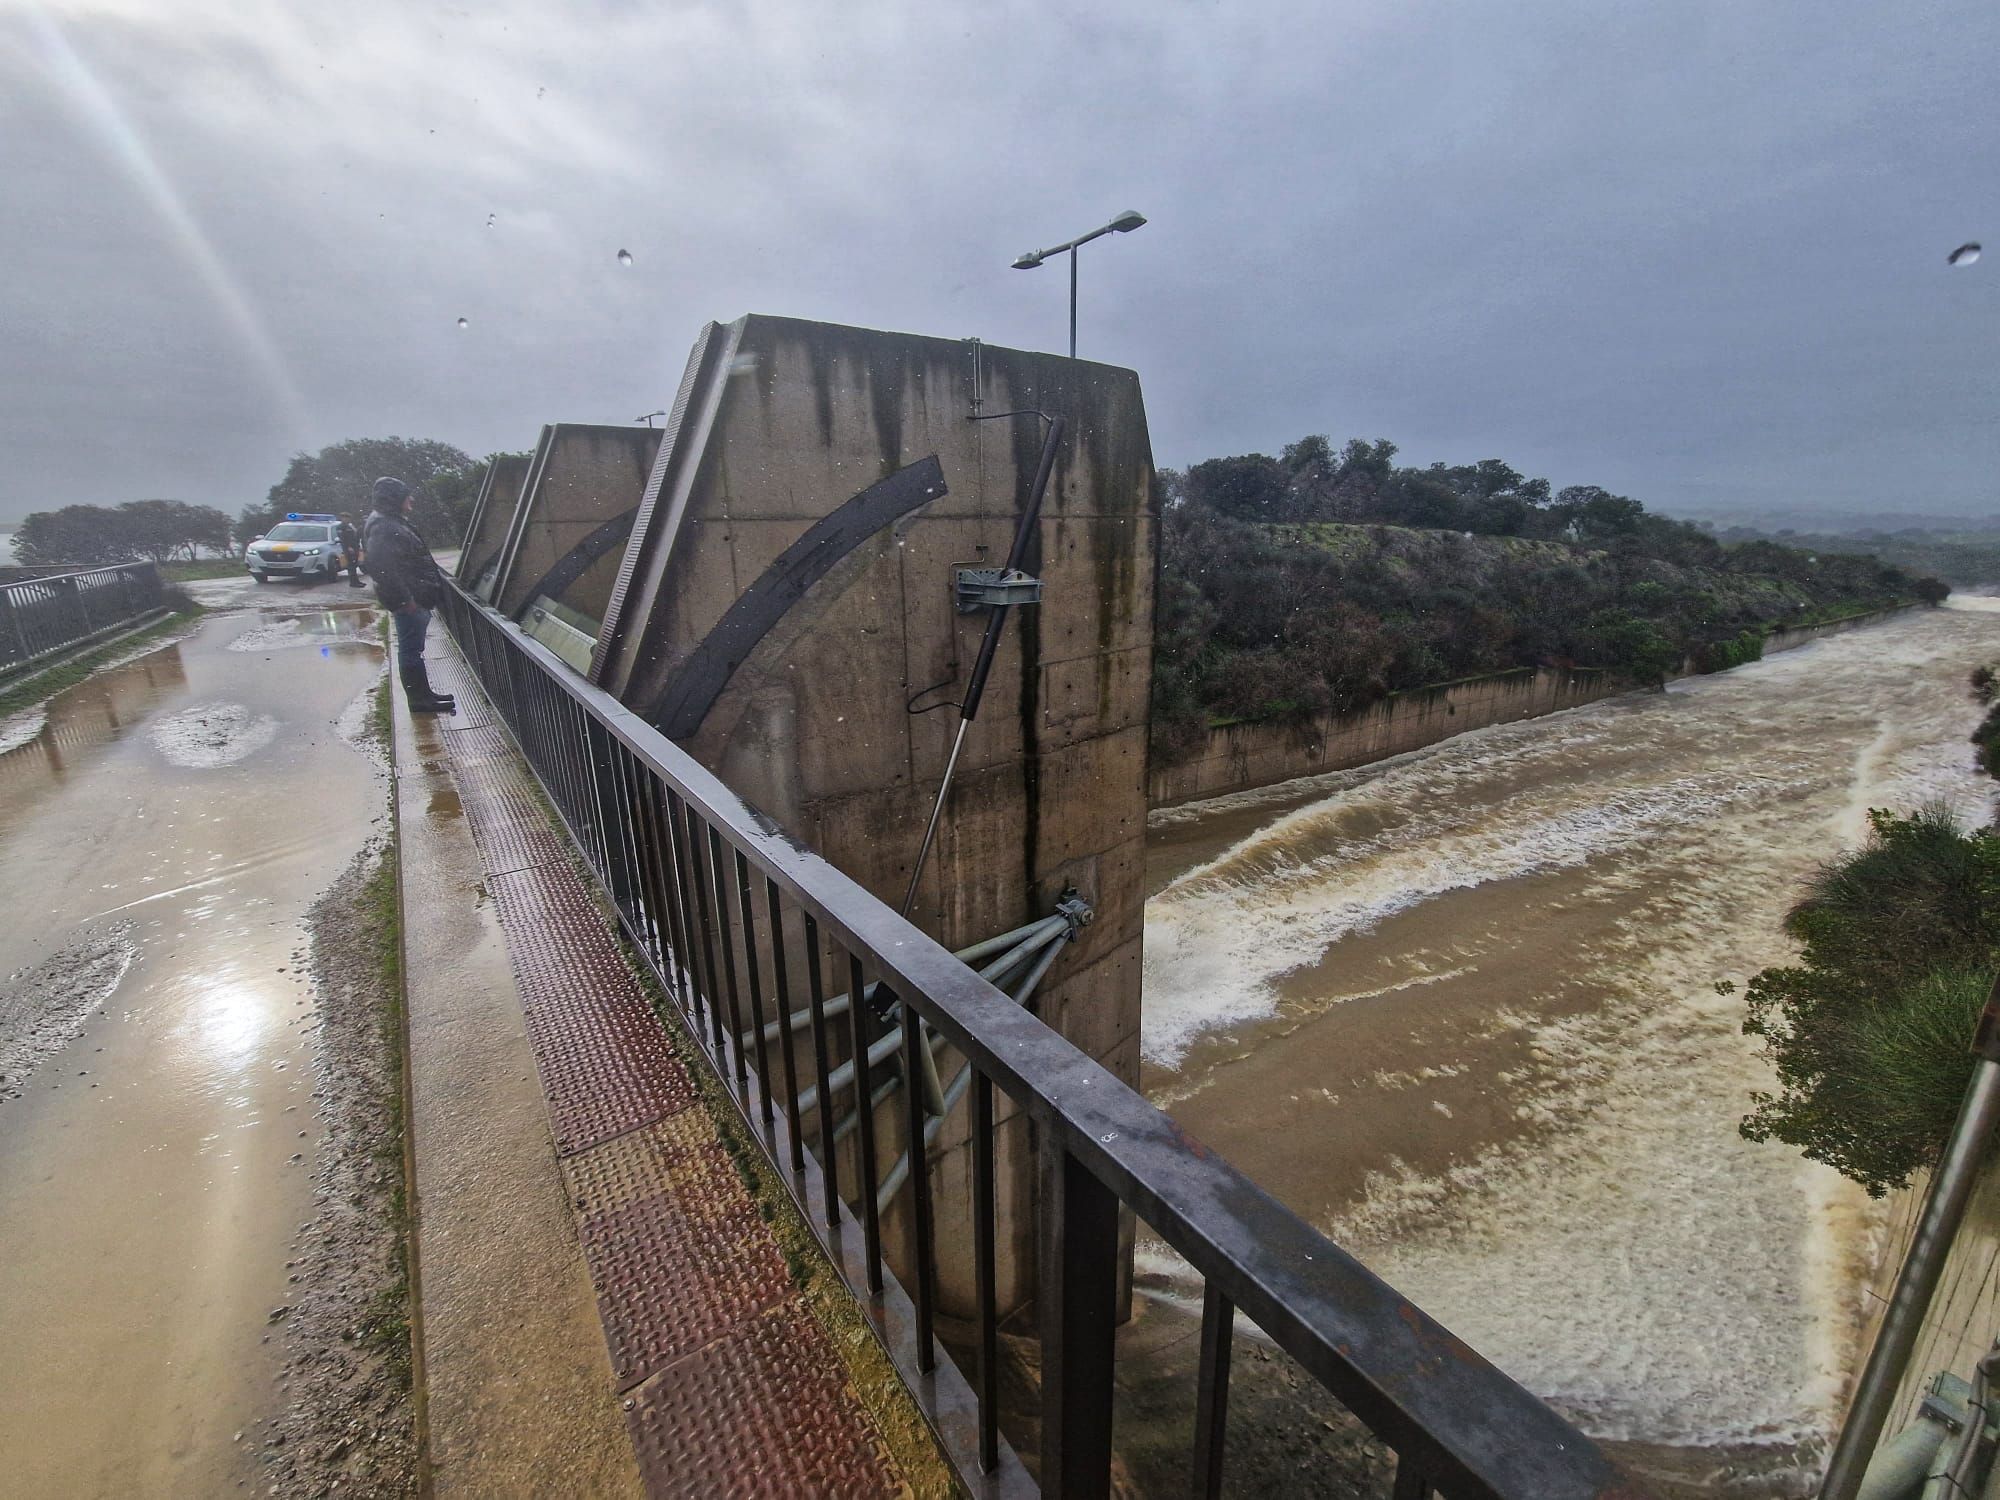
[1140,599,2000,1493]
[0,585,385,1497]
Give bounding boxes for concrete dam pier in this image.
[421,313,1637,1497]
[457,315,1156,1318]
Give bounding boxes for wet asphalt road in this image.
[0,574,386,1498]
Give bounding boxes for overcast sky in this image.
[1,0,1994,527]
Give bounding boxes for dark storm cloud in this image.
[1,0,1994,525]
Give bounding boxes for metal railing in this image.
[0,563,165,673]
[439,580,1642,1500]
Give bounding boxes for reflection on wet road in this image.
[0,583,384,1497]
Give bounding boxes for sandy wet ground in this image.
[0,573,385,1497]
[1141,600,2000,1495]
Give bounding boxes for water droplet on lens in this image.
[456,317,469,329]
[485,213,495,229]
[1949,242,1982,267]
[616,248,633,266]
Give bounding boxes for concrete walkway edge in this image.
[393,650,643,1497]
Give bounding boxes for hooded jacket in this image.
[362,506,445,611]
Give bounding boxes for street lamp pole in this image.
[1012,209,1148,359]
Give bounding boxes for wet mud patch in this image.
[0,924,135,1102]
[229,614,380,656]
[335,663,392,773]
[0,707,47,756]
[255,841,415,1499]
[148,700,280,768]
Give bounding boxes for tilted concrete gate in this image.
[584,315,1156,1319]
[457,451,533,602]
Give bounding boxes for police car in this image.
[245,513,350,583]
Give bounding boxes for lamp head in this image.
[1109,210,1148,233]
[1012,252,1045,270]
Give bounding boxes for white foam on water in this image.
[1142,602,2000,1452]
[1142,770,1771,1068]
[147,701,279,769]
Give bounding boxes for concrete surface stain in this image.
[0,582,385,1497]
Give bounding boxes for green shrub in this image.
[1738,805,2000,1195]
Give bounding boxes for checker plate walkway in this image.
[421,633,930,1498]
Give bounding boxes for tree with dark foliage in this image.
[235,437,483,548]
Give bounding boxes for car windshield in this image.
[262,524,327,542]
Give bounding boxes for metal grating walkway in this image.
[420,635,922,1498]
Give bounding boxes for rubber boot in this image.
[402,660,456,715]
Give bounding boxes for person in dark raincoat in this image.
[361,478,455,715]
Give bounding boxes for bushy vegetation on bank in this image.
[1151,436,1940,761]
[1730,804,2000,1196]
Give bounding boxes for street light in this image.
[1011,209,1148,358]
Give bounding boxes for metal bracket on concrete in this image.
[954,566,1042,613]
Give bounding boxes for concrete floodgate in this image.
[396,632,956,1496]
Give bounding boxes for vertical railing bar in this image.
[605,744,647,947]
[1192,1282,1233,1500]
[735,850,775,1124]
[973,1070,1000,1472]
[707,825,750,1089]
[802,913,842,1227]
[684,802,727,1058]
[648,778,695,1012]
[663,789,704,1028]
[766,878,808,1174]
[898,984,937,1373]
[626,751,670,967]
[846,950,885,1294]
[1039,1136,1118,1499]
[1391,1458,1432,1500]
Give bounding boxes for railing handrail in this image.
[441,579,1638,1500]
[0,561,156,588]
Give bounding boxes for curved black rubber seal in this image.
[511,507,638,621]
[649,455,947,738]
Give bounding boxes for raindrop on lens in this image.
[616,248,633,266]
[1949,242,1982,267]
[456,317,469,329]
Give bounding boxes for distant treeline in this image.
[1716,524,2000,590]
[1151,436,1943,760]
[11,499,233,567]
[11,436,494,569]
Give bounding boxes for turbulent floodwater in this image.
[1141,600,2000,1472]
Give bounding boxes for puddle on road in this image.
[0,645,188,794]
[227,609,383,655]
[0,599,388,1497]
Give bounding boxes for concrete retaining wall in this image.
[1150,603,1924,809]
[1149,667,1617,808]
[1852,1155,2000,1438]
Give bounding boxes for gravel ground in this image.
[253,842,416,1499]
